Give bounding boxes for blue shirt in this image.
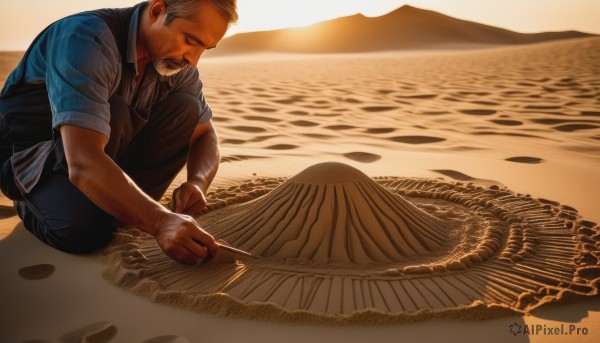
[1,3,213,140]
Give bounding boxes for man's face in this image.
[145,0,229,76]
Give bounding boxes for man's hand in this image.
[59,125,217,265]
[172,181,207,216]
[155,212,218,264]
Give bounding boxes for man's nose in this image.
[185,47,205,67]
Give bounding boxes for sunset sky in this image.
[0,0,598,50]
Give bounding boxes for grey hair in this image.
[154,0,238,25]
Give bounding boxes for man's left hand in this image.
[172,182,207,216]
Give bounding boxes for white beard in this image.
[152,58,187,76]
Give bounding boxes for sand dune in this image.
[198,37,600,184]
[207,5,595,56]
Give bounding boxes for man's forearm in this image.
[69,153,169,236]
[186,129,220,193]
[59,125,218,263]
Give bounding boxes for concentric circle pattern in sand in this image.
[103,162,600,323]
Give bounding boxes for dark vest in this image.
[86,3,146,100]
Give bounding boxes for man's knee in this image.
[20,197,115,254]
[48,209,114,254]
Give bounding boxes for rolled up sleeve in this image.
[45,16,120,139]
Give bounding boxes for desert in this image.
[1,4,599,342]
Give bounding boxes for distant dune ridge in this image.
[208,5,594,56]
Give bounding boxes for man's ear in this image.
[148,0,167,24]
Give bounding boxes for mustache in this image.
[163,58,189,69]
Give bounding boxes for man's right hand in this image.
[155,212,218,264]
[59,124,218,265]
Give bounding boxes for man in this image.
[0,0,238,264]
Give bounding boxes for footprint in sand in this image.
[531,118,579,125]
[473,131,540,139]
[343,152,382,163]
[211,117,230,123]
[220,139,246,145]
[59,322,117,343]
[272,96,305,105]
[18,264,55,280]
[250,107,277,113]
[290,120,319,127]
[389,136,446,144]
[265,144,298,150]
[459,109,497,116]
[470,101,500,106]
[242,115,282,123]
[419,111,449,116]
[249,135,280,143]
[397,94,437,99]
[257,93,276,98]
[227,108,246,114]
[313,112,342,117]
[505,156,544,164]
[227,126,267,133]
[364,128,396,134]
[581,111,600,117]
[142,335,190,343]
[555,124,599,132]
[325,125,356,131]
[489,119,523,126]
[523,105,561,110]
[302,133,336,139]
[455,91,490,96]
[502,90,528,96]
[361,106,398,112]
[221,155,268,163]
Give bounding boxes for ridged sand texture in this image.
[211,162,448,265]
[103,162,600,323]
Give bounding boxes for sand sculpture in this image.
[103,162,600,323]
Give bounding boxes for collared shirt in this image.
[1,2,213,140]
[0,2,213,195]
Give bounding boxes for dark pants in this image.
[0,91,198,253]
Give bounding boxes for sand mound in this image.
[202,162,448,265]
[102,162,600,323]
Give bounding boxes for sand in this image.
[1,36,600,341]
